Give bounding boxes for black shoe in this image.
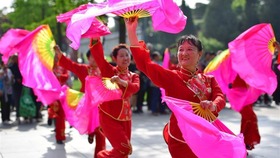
[246,144,254,150]
[88,134,94,144]
[56,140,64,144]
[47,118,52,126]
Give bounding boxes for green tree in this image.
[198,33,224,52]
[201,0,239,47]
[259,0,280,40]
[143,0,197,52]
[3,0,89,46]
[192,3,208,20]
[178,0,197,36]
[232,0,261,31]
[0,9,11,35]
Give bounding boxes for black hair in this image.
[177,35,203,52]
[111,44,129,58]
[151,51,160,59]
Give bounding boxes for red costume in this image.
[231,75,261,150]
[58,55,105,158]
[48,65,69,142]
[130,41,225,158]
[90,41,140,158]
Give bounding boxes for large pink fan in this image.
[58,0,186,49]
[152,0,187,33]
[85,76,123,103]
[162,96,246,158]
[0,29,30,64]
[57,3,111,50]
[109,0,187,33]
[66,17,111,50]
[56,4,88,24]
[204,50,264,112]
[14,25,62,105]
[109,0,159,18]
[228,23,277,94]
[60,76,122,134]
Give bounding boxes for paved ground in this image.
[0,102,280,158]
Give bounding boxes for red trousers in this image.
[240,104,261,148]
[88,127,106,158]
[97,111,132,158]
[163,124,197,158]
[48,102,65,141]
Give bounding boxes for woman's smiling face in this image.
[177,41,202,71]
[114,48,131,69]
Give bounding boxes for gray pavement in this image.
[0,102,280,158]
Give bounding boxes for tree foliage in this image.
[201,0,280,50]
[1,0,280,54]
[2,0,89,47]
[198,32,224,52]
[143,1,197,53]
[201,0,239,48]
[258,0,280,39]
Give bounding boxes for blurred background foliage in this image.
[0,0,279,54]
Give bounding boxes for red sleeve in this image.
[58,55,87,77]
[210,77,226,114]
[89,40,114,77]
[129,41,174,89]
[58,73,69,85]
[57,55,88,92]
[122,73,140,99]
[169,63,179,70]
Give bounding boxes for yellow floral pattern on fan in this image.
[66,88,83,109]
[32,25,56,71]
[268,37,276,54]
[190,102,217,122]
[120,9,151,18]
[102,77,120,90]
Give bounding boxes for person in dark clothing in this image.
[8,55,23,124]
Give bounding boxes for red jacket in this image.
[89,41,140,121]
[58,55,90,92]
[130,41,225,142]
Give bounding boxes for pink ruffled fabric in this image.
[162,48,170,69]
[0,29,29,64]
[228,23,277,94]
[57,0,187,49]
[14,25,61,105]
[162,96,246,158]
[57,3,111,50]
[60,76,122,134]
[152,0,187,33]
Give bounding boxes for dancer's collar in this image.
[117,66,128,74]
[180,66,198,77]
